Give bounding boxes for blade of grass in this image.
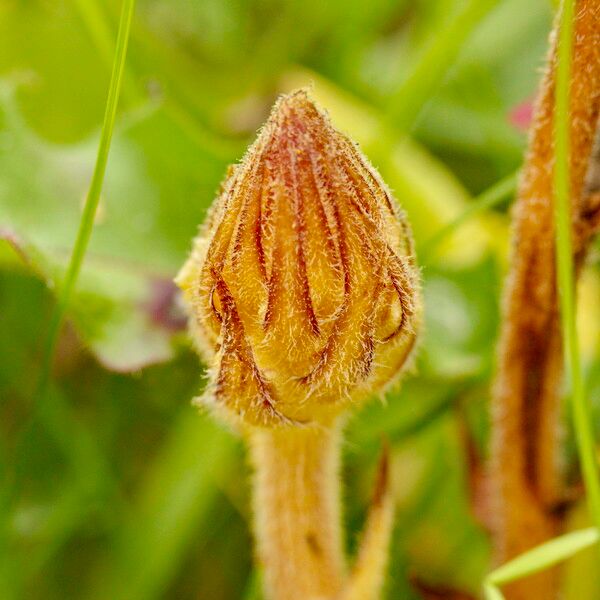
[36,0,136,400]
[6,2,137,563]
[385,0,500,132]
[420,170,518,261]
[553,0,600,531]
[483,526,599,600]
[484,583,505,600]
[486,527,599,586]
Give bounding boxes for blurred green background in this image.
[2,0,600,598]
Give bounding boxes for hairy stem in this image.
[490,1,600,598]
[248,423,346,600]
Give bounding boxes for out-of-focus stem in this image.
[342,446,394,600]
[248,423,346,600]
[490,1,600,599]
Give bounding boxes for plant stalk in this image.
[248,422,346,600]
[490,0,600,598]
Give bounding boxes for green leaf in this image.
[1,230,175,372]
[0,75,229,370]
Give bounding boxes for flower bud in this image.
[177,89,421,427]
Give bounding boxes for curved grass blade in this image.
[484,583,505,600]
[487,527,599,585]
[36,0,136,400]
[484,527,599,599]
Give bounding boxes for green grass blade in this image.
[553,0,600,530]
[36,0,136,399]
[386,0,500,132]
[483,583,505,600]
[421,170,518,261]
[486,527,599,586]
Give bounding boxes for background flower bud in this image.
[177,89,421,427]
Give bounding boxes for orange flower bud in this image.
[177,89,421,427]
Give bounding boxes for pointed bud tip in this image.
[273,87,316,113]
[266,88,329,138]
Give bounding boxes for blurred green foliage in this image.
[2,0,600,598]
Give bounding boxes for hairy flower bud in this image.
[177,89,421,427]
